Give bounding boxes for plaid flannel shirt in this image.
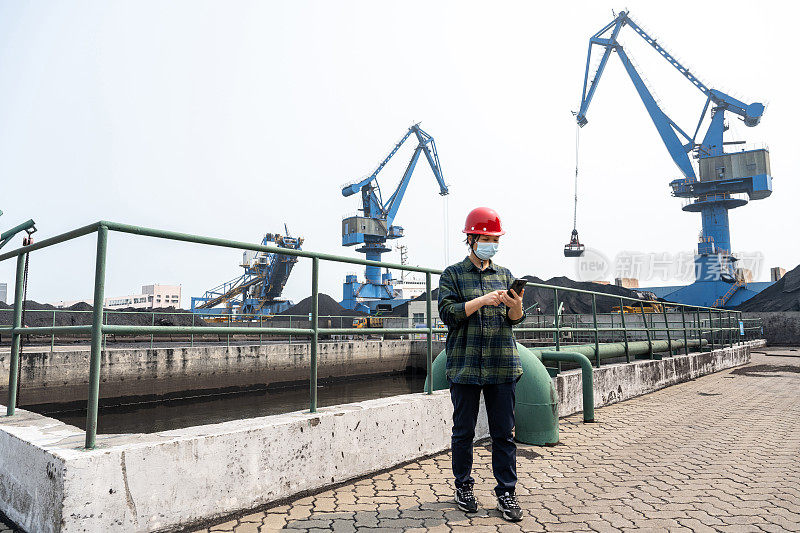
[437,256,525,385]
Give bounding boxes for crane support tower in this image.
[191,227,303,319]
[577,10,773,308]
[341,123,448,313]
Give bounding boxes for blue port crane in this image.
[575,10,773,307]
[191,225,303,319]
[341,123,449,312]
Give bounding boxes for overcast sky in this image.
[1,1,797,306]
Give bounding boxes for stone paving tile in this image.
[2,349,797,532]
[184,350,800,532]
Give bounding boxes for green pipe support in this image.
[540,351,594,423]
[425,342,559,446]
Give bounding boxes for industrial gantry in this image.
[341,123,449,312]
[576,10,773,307]
[191,226,303,318]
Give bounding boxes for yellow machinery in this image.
[353,316,384,328]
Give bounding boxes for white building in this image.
[54,284,182,309]
[392,277,427,300]
[0,283,7,304]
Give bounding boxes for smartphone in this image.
[508,278,527,297]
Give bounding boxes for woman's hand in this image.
[480,291,504,307]
[500,288,525,321]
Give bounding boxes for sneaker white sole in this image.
[496,502,523,522]
[455,497,477,513]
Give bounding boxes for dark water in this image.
[35,372,426,434]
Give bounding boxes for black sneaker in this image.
[454,485,478,513]
[497,491,523,522]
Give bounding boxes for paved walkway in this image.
[1,347,798,532]
[194,348,800,532]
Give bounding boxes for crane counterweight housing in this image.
[576,10,774,308]
[341,123,449,313]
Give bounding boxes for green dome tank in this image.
[424,342,559,445]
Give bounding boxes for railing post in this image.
[310,257,319,413]
[708,309,714,350]
[662,303,671,353]
[50,310,56,354]
[150,312,154,349]
[259,314,263,345]
[6,253,27,416]
[619,297,629,363]
[680,305,688,355]
[191,313,195,347]
[727,311,733,348]
[696,310,703,351]
[553,288,560,351]
[85,225,108,449]
[641,301,653,358]
[591,294,599,367]
[426,272,433,395]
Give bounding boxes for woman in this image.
[437,206,525,522]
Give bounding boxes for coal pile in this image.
[279,294,366,317]
[389,275,640,316]
[519,275,640,314]
[735,264,800,312]
[0,301,206,327]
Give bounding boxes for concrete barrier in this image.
[0,341,762,533]
[0,340,418,406]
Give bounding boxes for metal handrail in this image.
[0,220,753,449]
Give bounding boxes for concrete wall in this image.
[0,341,761,533]
[555,341,762,418]
[742,311,800,346]
[0,340,417,406]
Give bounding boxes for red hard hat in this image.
[462,207,505,236]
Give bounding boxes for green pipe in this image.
[640,302,653,358]
[9,325,93,335]
[310,257,319,413]
[425,272,433,395]
[0,219,36,250]
[681,306,688,356]
[103,325,315,335]
[619,297,630,362]
[6,254,27,416]
[424,342,559,446]
[526,338,706,361]
[541,351,594,423]
[102,221,442,274]
[0,221,98,261]
[591,295,599,367]
[85,225,108,449]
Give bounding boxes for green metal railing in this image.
[0,221,757,449]
[0,309,442,351]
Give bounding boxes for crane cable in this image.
[572,124,580,232]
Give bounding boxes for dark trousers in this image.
[450,381,517,496]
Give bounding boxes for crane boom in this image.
[573,10,774,308]
[576,10,765,171]
[340,123,449,312]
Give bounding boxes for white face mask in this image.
[474,241,498,260]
